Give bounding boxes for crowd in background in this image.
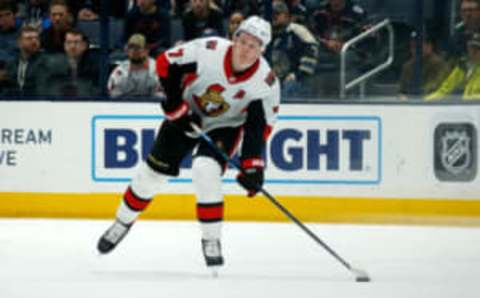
[0,0,479,101]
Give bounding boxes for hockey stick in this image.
[190,124,371,282]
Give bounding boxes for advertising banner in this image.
[1,101,479,199]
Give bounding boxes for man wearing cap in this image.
[427,33,480,100]
[398,29,449,99]
[97,16,280,273]
[448,0,480,61]
[107,34,162,98]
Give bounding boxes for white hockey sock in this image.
[192,156,224,240]
[200,222,222,240]
[116,163,169,224]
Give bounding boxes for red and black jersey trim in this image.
[197,202,224,223]
[156,52,197,113]
[123,187,152,212]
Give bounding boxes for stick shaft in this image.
[192,125,355,272]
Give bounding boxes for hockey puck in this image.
[355,276,371,282]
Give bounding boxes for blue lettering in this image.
[270,129,303,171]
[101,127,372,172]
[343,130,370,170]
[308,130,339,170]
[105,129,138,168]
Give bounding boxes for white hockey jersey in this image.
[108,57,162,98]
[156,37,280,133]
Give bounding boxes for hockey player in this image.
[97,16,280,270]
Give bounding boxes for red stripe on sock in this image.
[197,203,224,221]
[124,187,151,211]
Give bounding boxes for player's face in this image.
[232,32,263,72]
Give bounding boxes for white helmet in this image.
[235,15,272,48]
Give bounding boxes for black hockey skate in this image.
[201,239,224,267]
[97,220,132,254]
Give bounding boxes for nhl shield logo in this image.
[440,131,471,175]
[434,123,477,182]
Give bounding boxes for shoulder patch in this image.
[168,48,184,58]
[265,71,277,87]
[206,40,218,50]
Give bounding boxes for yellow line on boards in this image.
[0,192,480,226]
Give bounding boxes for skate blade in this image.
[209,266,221,278]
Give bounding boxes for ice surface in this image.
[0,219,479,298]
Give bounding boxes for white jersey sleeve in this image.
[107,64,128,98]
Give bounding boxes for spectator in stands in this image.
[0,60,7,92]
[154,0,174,16]
[0,0,22,59]
[182,0,224,41]
[125,0,171,56]
[227,11,244,40]
[449,0,480,61]
[284,0,308,25]
[310,0,367,59]
[107,34,162,98]
[269,1,318,99]
[67,0,128,21]
[309,0,369,96]
[40,28,100,96]
[398,30,449,99]
[1,25,46,96]
[17,0,50,32]
[41,0,73,53]
[172,0,189,17]
[426,33,480,101]
[223,0,259,18]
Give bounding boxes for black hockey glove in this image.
[171,110,201,135]
[236,158,264,197]
[165,101,201,135]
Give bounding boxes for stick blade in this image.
[351,267,371,282]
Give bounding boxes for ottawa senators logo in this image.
[193,84,230,117]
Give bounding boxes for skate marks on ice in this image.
[0,219,480,298]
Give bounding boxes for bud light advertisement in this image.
[92,115,382,185]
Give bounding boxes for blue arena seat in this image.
[76,18,125,49]
[170,18,184,45]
